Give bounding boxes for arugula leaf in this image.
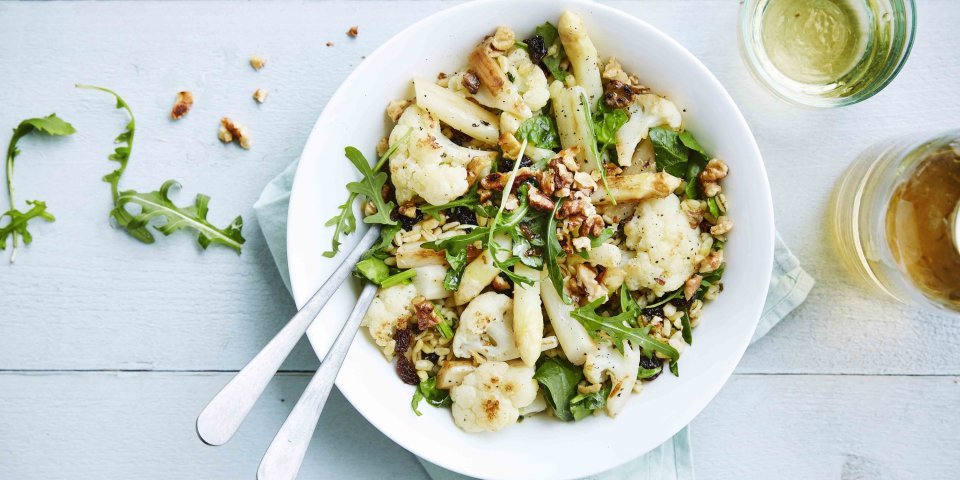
[344,147,397,226]
[442,248,468,291]
[486,150,535,287]
[0,201,55,250]
[535,22,560,48]
[544,200,569,303]
[515,114,561,150]
[680,309,693,345]
[411,377,452,416]
[81,86,244,253]
[572,296,680,362]
[645,288,683,309]
[114,180,246,252]
[3,114,75,262]
[570,382,611,421]
[323,132,409,258]
[590,227,616,248]
[670,361,679,377]
[533,356,583,421]
[365,224,400,261]
[649,127,689,178]
[592,100,629,153]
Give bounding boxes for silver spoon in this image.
[257,281,379,480]
[196,226,382,446]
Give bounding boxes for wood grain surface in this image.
[1,1,958,479]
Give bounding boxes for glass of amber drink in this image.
[832,131,960,314]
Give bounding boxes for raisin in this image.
[498,155,533,172]
[393,327,412,355]
[422,352,440,363]
[643,304,664,319]
[449,129,473,147]
[525,35,547,65]
[450,206,477,226]
[395,355,419,385]
[399,209,423,231]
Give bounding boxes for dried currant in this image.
[395,355,419,385]
[524,35,547,65]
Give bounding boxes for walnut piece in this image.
[698,249,724,273]
[413,296,441,331]
[539,148,578,198]
[347,25,359,37]
[170,91,194,120]
[252,88,268,104]
[218,117,250,149]
[461,71,481,94]
[699,158,729,198]
[527,186,556,212]
[601,58,630,84]
[249,55,266,71]
[710,216,733,236]
[603,80,636,109]
[683,275,703,301]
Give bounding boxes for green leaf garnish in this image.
[344,146,397,226]
[2,113,75,262]
[572,295,680,362]
[544,200,569,303]
[535,22,568,82]
[411,376,452,416]
[569,382,611,421]
[442,248,468,291]
[114,180,246,252]
[649,127,689,178]
[354,256,390,284]
[592,100,629,154]
[80,85,244,253]
[516,114,561,150]
[579,93,614,204]
[533,356,583,421]
[323,131,409,258]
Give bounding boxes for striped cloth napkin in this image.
[255,160,815,480]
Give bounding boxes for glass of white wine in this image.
[739,0,916,107]
[832,131,960,314]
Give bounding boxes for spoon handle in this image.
[257,282,379,480]
[196,226,381,446]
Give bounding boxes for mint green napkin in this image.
[254,160,815,480]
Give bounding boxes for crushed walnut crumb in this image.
[170,91,194,120]
[218,117,250,149]
[347,25,359,37]
[326,41,335,47]
[252,88,268,104]
[249,55,266,71]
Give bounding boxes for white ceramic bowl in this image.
[287,1,774,478]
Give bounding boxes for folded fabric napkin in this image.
[254,160,815,480]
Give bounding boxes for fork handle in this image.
[196,226,381,446]
[257,282,379,480]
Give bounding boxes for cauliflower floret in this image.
[583,341,641,417]
[453,292,520,362]
[622,194,700,296]
[388,105,497,205]
[615,94,682,166]
[503,48,549,112]
[450,361,538,432]
[361,284,417,353]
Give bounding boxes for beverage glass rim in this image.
[738,0,917,108]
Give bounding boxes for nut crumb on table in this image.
[249,55,266,71]
[218,117,250,149]
[253,88,268,104]
[347,25,359,37]
[170,91,193,120]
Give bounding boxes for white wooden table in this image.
[1,1,958,479]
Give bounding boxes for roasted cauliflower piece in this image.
[388,105,497,205]
[453,292,520,362]
[583,341,641,417]
[623,194,701,296]
[450,361,538,432]
[361,284,417,353]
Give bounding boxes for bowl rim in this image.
[287,0,775,478]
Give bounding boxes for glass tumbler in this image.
[739,0,916,107]
[831,130,960,315]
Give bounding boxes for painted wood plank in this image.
[0,371,957,479]
[0,0,958,375]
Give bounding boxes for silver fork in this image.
[196,226,382,446]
